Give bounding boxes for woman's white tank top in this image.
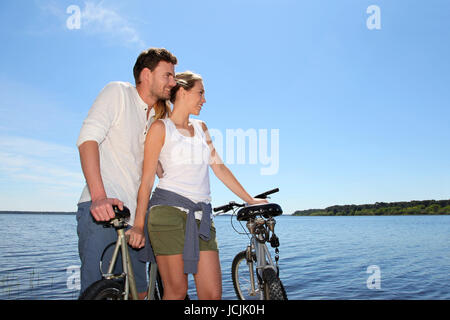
[156,118,211,204]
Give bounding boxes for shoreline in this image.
[0,211,449,216]
[0,211,76,215]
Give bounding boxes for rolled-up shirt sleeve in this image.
[76,82,124,147]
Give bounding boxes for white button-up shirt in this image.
[77,81,155,226]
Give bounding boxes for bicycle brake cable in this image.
[230,208,251,239]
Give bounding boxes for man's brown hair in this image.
[133,48,177,120]
[133,48,178,85]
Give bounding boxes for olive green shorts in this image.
[148,205,219,256]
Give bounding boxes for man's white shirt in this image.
[77,81,155,226]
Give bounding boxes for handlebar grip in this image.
[213,204,231,212]
[112,205,130,219]
[254,188,279,199]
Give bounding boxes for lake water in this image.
[0,214,449,300]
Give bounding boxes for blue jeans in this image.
[76,201,147,295]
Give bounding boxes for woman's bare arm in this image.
[127,120,165,248]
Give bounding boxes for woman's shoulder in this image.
[190,118,208,132]
[149,118,167,133]
[146,119,166,146]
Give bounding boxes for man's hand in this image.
[247,198,269,205]
[90,198,124,222]
[126,226,146,249]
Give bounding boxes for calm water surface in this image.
[0,214,449,299]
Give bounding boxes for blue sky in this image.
[0,0,449,214]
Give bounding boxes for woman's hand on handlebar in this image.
[126,226,146,249]
[247,197,269,205]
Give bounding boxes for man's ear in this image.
[140,67,152,84]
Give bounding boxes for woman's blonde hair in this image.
[170,71,203,104]
[152,99,171,120]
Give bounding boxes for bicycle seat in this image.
[237,203,283,221]
[112,205,130,220]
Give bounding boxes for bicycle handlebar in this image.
[213,201,245,213]
[253,188,279,199]
[213,188,279,213]
[112,205,131,220]
[213,202,234,213]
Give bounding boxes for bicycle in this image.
[213,188,288,300]
[78,205,164,300]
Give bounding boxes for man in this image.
[76,48,177,298]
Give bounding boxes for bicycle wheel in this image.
[231,251,260,300]
[79,279,124,300]
[262,268,287,300]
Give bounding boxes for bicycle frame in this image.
[101,221,139,300]
[244,218,278,299]
[100,218,160,300]
[215,188,285,300]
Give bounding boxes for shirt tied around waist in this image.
[139,187,212,275]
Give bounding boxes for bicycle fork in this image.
[245,245,258,297]
[245,239,278,299]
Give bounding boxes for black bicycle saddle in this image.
[237,203,283,221]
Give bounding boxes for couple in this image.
[76,48,267,300]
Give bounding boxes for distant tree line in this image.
[292,199,450,216]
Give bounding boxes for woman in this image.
[128,71,268,300]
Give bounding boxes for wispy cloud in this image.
[38,0,146,48]
[0,72,85,210]
[0,135,84,192]
[81,1,146,47]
